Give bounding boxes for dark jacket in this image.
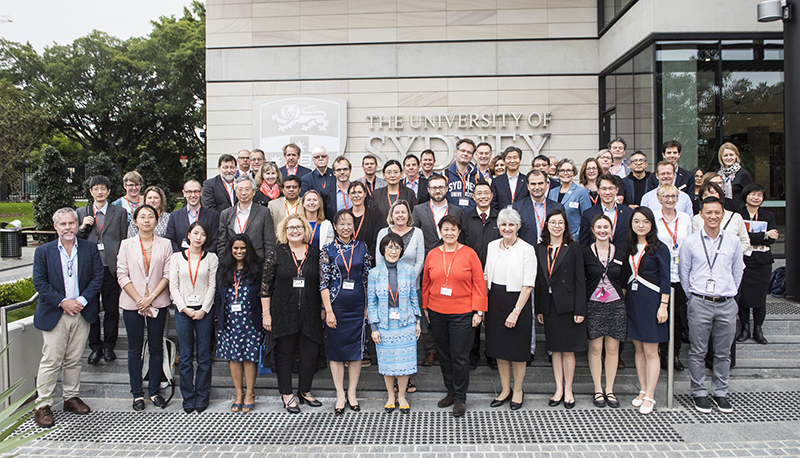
[217,204,276,260]
[583,244,626,301]
[201,175,237,213]
[370,186,418,230]
[280,164,311,181]
[403,176,430,205]
[512,197,563,247]
[490,172,529,211]
[164,206,220,253]
[300,167,336,195]
[76,202,128,273]
[578,203,633,253]
[533,242,586,316]
[622,243,671,296]
[460,207,500,267]
[321,182,352,222]
[722,166,754,207]
[738,207,777,266]
[413,201,463,254]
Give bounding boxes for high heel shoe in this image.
[510,392,524,410]
[242,391,256,413]
[283,395,300,414]
[490,392,513,408]
[346,393,360,412]
[231,392,244,412]
[297,392,322,407]
[334,397,345,415]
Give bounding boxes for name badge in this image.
[342,279,355,290]
[440,286,452,296]
[97,243,105,251]
[293,276,305,288]
[673,256,680,265]
[548,286,552,294]
[459,198,470,207]
[717,250,727,255]
[187,294,200,304]
[389,310,400,320]
[613,259,623,265]
[678,184,687,190]
[569,201,580,209]
[182,239,191,248]
[230,302,243,312]
[595,288,610,301]
[631,280,639,291]
[705,279,715,294]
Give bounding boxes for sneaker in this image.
[712,396,733,413]
[693,396,712,413]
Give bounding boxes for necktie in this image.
[481,212,487,224]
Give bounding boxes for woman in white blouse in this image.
[168,220,218,414]
[483,207,536,410]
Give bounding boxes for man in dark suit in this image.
[166,179,220,253]
[579,174,633,253]
[218,175,276,259]
[202,153,237,213]
[321,156,353,221]
[279,143,311,180]
[645,140,693,194]
[403,154,430,204]
[32,208,104,427]
[491,146,529,210]
[77,176,128,365]
[513,170,564,246]
[301,146,336,195]
[533,155,561,191]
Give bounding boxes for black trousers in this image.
[275,332,320,395]
[429,310,473,403]
[89,267,120,352]
[659,282,686,356]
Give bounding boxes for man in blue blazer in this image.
[32,208,104,428]
[279,143,311,180]
[166,179,220,253]
[491,146,529,210]
[513,170,564,246]
[579,174,633,253]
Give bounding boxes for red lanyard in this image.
[441,244,461,286]
[430,200,448,227]
[661,217,678,248]
[631,244,648,278]
[353,212,366,240]
[235,208,249,234]
[509,175,518,202]
[287,165,298,176]
[365,178,374,196]
[126,196,140,212]
[187,250,202,288]
[233,271,241,301]
[222,178,234,204]
[285,199,300,215]
[547,244,561,278]
[590,193,599,206]
[335,239,355,279]
[139,237,151,277]
[456,168,470,198]
[533,201,546,234]
[388,280,399,304]
[290,244,308,276]
[91,204,106,237]
[606,207,618,241]
[187,205,200,224]
[338,185,351,210]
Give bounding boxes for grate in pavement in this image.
[676,391,800,424]
[766,302,800,315]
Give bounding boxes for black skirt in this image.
[542,296,588,353]
[738,262,772,309]
[485,283,532,362]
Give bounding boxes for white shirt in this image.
[640,188,693,216]
[507,173,520,202]
[654,210,693,282]
[58,239,87,307]
[234,203,252,234]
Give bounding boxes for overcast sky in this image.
[0,0,192,51]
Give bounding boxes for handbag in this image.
[258,331,276,375]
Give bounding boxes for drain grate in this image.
[766,302,800,315]
[675,391,800,424]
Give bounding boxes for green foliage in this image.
[184,154,207,186]
[0,278,37,323]
[136,151,177,212]
[0,203,34,228]
[83,152,124,203]
[0,80,50,194]
[32,146,74,235]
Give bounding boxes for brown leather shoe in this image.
[437,395,454,408]
[63,397,91,415]
[422,352,436,366]
[34,405,55,428]
[617,358,626,369]
[453,402,466,417]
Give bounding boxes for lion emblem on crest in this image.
[272,104,330,132]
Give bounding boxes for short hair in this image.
[455,137,476,152]
[234,175,256,191]
[488,156,504,176]
[123,170,142,185]
[383,159,403,174]
[283,175,302,188]
[348,180,367,194]
[237,149,251,158]
[438,214,462,231]
[596,149,612,160]
[741,182,765,202]
[333,156,351,170]
[717,142,740,165]
[250,148,265,159]
[183,179,202,189]
[379,232,406,259]
[387,199,414,227]
[631,150,647,160]
[187,220,213,251]
[283,143,301,155]
[662,140,682,154]
[277,213,312,245]
[89,175,111,189]
[656,161,676,173]
[311,146,327,157]
[52,207,78,225]
[497,207,522,229]
[143,186,167,214]
[527,169,548,182]
[533,154,550,165]
[476,142,492,152]
[701,171,721,186]
[420,149,436,160]
[427,173,446,186]
[302,190,326,223]
[608,137,627,150]
[362,154,377,165]
[133,204,158,221]
[218,154,236,167]
[474,181,492,193]
[597,173,619,189]
[579,158,602,186]
[403,154,419,167]
[656,183,679,196]
[556,158,576,173]
[700,196,724,212]
[698,182,724,200]
[502,146,522,160]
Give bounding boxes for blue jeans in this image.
[123,309,166,399]
[174,307,214,409]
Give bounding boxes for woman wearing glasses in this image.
[548,159,591,241]
[113,171,144,224]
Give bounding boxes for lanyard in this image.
[309,222,319,245]
[509,175,518,202]
[91,204,106,239]
[139,237,151,280]
[338,185,350,210]
[388,279,399,305]
[285,199,300,215]
[631,243,647,278]
[430,200,448,227]
[605,206,618,241]
[187,205,200,224]
[287,165,297,176]
[547,244,562,278]
[290,244,308,276]
[592,244,613,283]
[222,178,234,204]
[661,217,678,249]
[187,250,202,288]
[365,178,374,196]
[387,187,398,206]
[321,173,328,190]
[235,208,249,234]
[125,196,140,213]
[700,232,725,272]
[590,193,599,206]
[533,201,546,234]
[456,167,471,199]
[233,271,241,302]
[335,239,355,279]
[441,244,461,286]
[353,212,366,240]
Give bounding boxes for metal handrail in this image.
[0,292,39,408]
[667,287,675,409]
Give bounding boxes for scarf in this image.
[260,181,281,200]
[717,162,741,199]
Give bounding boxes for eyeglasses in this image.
[659,194,679,200]
[313,155,327,159]
[183,190,202,194]
[598,186,617,192]
[631,159,647,164]
[334,168,350,173]
[385,245,402,252]
[67,259,74,277]
[474,191,492,197]
[548,221,565,227]
[429,186,446,191]
[238,157,250,161]
[558,169,574,174]
[125,183,141,188]
[286,226,304,233]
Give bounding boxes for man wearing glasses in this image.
[166,180,220,253]
[645,141,694,194]
[579,174,633,253]
[640,162,694,216]
[621,151,651,207]
[322,156,354,220]
[235,149,251,178]
[444,138,481,213]
[301,146,336,195]
[249,149,266,179]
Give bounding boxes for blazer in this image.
[266,197,302,235]
[583,244,626,301]
[280,164,311,180]
[644,166,693,194]
[357,175,388,208]
[201,175,237,213]
[217,203,277,260]
[490,172,529,211]
[622,243,671,296]
[484,238,537,292]
[402,176,430,204]
[533,241,586,317]
[367,263,421,330]
[460,207,500,267]
[720,166,753,206]
[77,202,128,273]
[164,206,220,253]
[548,182,591,240]
[512,197,564,247]
[578,203,633,253]
[374,227,425,283]
[412,201,463,254]
[738,206,777,266]
[32,239,104,332]
[116,235,173,311]
[370,186,418,230]
[321,182,353,222]
[215,272,263,333]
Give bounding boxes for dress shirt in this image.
[533,201,546,243]
[336,185,350,211]
[92,202,108,265]
[58,239,87,307]
[640,188,693,216]
[678,228,744,298]
[507,173,520,202]
[186,205,200,225]
[431,201,447,228]
[653,210,693,282]
[234,204,252,234]
[405,177,420,197]
[477,168,492,182]
[609,160,629,178]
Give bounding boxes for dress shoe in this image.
[490,392,512,408]
[150,395,167,409]
[510,393,523,410]
[736,322,751,342]
[87,350,101,365]
[63,397,91,415]
[34,405,55,428]
[103,348,117,362]
[283,396,300,414]
[674,356,685,371]
[183,407,195,414]
[361,353,372,368]
[593,392,606,408]
[564,399,575,410]
[195,406,207,413]
[617,358,625,369]
[297,392,322,407]
[548,396,562,407]
[421,352,436,366]
[753,325,768,344]
[452,402,466,417]
[605,392,620,408]
[438,395,454,408]
[132,398,145,411]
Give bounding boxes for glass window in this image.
[600,0,637,30]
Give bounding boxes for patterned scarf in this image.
[260,181,281,200]
[717,162,741,199]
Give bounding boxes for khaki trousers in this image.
[36,312,90,406]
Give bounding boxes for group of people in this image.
[30,136,775,426]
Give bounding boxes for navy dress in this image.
[320,239,371,362]
[216,271,263,362]
[624,243,671,343]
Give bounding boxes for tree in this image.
[136,151,177,212]
[0,80,50,193]
[83,152,124,203]
[32,146,74,234]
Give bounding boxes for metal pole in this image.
[786,2,800,298]
[667,286,675,409]
[0,307,9,409]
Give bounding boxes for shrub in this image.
[32,146,75,240]
[0,278,37,323]
[136,151,177,212]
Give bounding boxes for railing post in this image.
[667,286,675,409]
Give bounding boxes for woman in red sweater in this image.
[421,215,487,418]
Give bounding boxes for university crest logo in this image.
[254,96,347,167]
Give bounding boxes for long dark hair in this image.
[186,220,213,251]
[539,209,574,246]
[219,233,261,287]
[626,206,661,257]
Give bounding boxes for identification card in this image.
[548,286,552,294]
[389,310,400,320]
[705,279,715,294]
[293,276,305,288]
[595,288,611,301]
[342,279,355,290]
[97,243,105,251]
[440,286,452,296]
[187,294,200,304]
[459,198,470,207]
[569,201,580,209]
[231,302,243,312]
[613,259,623,265]
[631,280,639,291]
[182,239,190,248]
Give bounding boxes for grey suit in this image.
[217,203,276,260]
[412,202,463,254]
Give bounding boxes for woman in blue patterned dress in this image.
[215,233,263,413]
[321,210,371,415]
[368,233,421,413]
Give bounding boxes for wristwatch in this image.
[476,311,484,317]
[514,306,522,312]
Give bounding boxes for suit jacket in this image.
[358,175,387,208]
[460,207,500,267]
[217,203,276,260]
[403,176,430,204]
[645,165,693,194]
[548,182,591,241]
[201,175,237,213]
[33,239,104,332]
[490,172,529,210]
[321,182,352,222]
[370,186,418,230]
[512,197,564,247]
[621,244,671,295]
[280,164,311,180]
[412,201,463,254]
[267,197,302,236]
[76,202,128,274]
[578,203,633,253]
[533,242,586,317]
[164,206,220,253]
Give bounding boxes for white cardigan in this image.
[484,238,537,292]
[168,251,218,313]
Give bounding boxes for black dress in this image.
[737,207,776,309]
[353,209,381,268]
